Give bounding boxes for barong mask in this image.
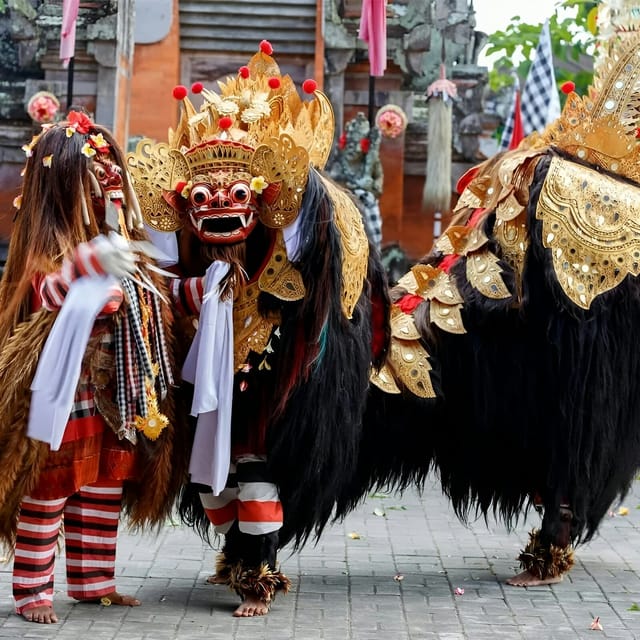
[175,172,259,244]
[127,40,335,247]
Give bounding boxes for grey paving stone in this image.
[1,477,640,638]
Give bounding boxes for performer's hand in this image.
[91,232,138,278]
[36,233,134,311]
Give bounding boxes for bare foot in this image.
[21,605,58,624]
[206,574,227,585]
[506,570,564,587]
[232,595,269,617]
[81,591,141,606]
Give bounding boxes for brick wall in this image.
[128,0,180,143]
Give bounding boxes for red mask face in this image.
[185,179,259,244]
[92,157,124,199]
[90,156,125,221]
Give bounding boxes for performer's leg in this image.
[13,496,65,623]
[228,457,290,617]
[199,473,239,585]
[64,481,140,606]
[507,500,575,587]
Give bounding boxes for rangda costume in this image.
[339,34,640,583]
[0,113,184,616]
[127,41,388,608]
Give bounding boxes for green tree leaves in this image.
[484,1,597,95]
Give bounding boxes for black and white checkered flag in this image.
[499,20,560,150]
[521,20,560,135]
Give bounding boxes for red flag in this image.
[500,88,525,151]
[508,91,525,150]
[60,0,80,67]
[359,0,387,77]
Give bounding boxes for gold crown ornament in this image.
[127,40,335,233]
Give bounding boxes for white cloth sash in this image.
[29,275,119,451]
[143,225,179,268]
[283,215,301,261]
[182,261,234,495]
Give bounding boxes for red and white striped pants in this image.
[13,481,123,614]
[199,457,283,536]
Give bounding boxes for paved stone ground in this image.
[1,476,640,639]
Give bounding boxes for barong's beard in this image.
[202,241,248,299]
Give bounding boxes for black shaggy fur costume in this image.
[338,151,640,565]
[178,169,390,551]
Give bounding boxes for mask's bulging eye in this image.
[230,183,251,204]
[94,166,106,180]
[191,185,211,206]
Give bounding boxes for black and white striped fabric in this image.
[114,278,173,440]
[354,188,382,248]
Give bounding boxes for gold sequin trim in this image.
[466,249,511,300]
[320,176,369,319]
[536,156,640,309]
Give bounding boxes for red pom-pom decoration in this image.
[561,81,575,94]
[360,138,370,153]
[172,85,188,100]
[239,66,250,79]
[268,77,281,90]
[338,132,347,150]
[219,116,233,130]
[259,40,273,55]
[191,82,204,94]
[302,79,318,94]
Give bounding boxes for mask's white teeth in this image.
[246,212,254,228]
[189,213,203,232]
[239,213,248,228]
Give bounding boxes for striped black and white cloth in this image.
[354,188,383,248]
[115,277,173,441]
[500,20,560,150]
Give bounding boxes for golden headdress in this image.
[127,40,335,232]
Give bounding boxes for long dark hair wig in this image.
[0,120,138,346]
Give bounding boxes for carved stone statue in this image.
[328,112,384,247]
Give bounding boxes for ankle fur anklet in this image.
[517,528,575,579]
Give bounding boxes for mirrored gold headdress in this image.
[127,41,335,233]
